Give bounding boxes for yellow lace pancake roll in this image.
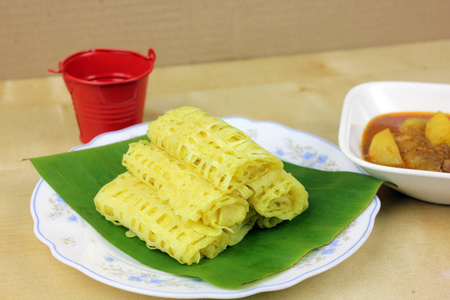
[95,106,309,264]
[246,169,309,226]
[146,106,308,225]
[122,140,249,233]
[147,106,284,193]
[94,172,257,265]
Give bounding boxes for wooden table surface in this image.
[1,40,450,299]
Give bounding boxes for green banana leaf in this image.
[29,136,382,289]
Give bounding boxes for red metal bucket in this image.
[49,48,156,143]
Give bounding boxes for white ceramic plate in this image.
[31,118,380,299]
[339,81,450,205]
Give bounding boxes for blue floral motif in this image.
[68,215,78,222]
[302,152,315,160]
[56,195,66,203]
[280,138,339,171]
[128,276,143,282]
[321,239,339,255]
[321,248,336,255]
[328,239,339,247]
[148,279,164,284]
[276,149,285,156]
[49,193,79,222]
[316,155,328,164]
[99,255,179,287]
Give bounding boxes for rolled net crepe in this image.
[147,106,284,193]
[247,170,309,228]
[94,172,258,265]
[147,106,308,222]
[122,140,249,234]
[95,106,308,264]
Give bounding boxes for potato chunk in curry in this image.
[368,128,405,168]
[425,112,450,145]
[400,118,427,132]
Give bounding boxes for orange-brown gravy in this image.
[362,112,450,173]
[361,112,436,158]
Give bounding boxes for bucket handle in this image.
[147,49,156,61]
[48,61,63,74]
[147,48,156,64]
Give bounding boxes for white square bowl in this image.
[338,81,450,205]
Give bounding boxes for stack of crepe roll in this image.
[94,106,309,265]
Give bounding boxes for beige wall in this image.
[1,0,449,80]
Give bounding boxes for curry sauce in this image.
[362,112,450,173]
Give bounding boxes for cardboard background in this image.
[1,0,450,80]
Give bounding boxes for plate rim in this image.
[31,117,381,299]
